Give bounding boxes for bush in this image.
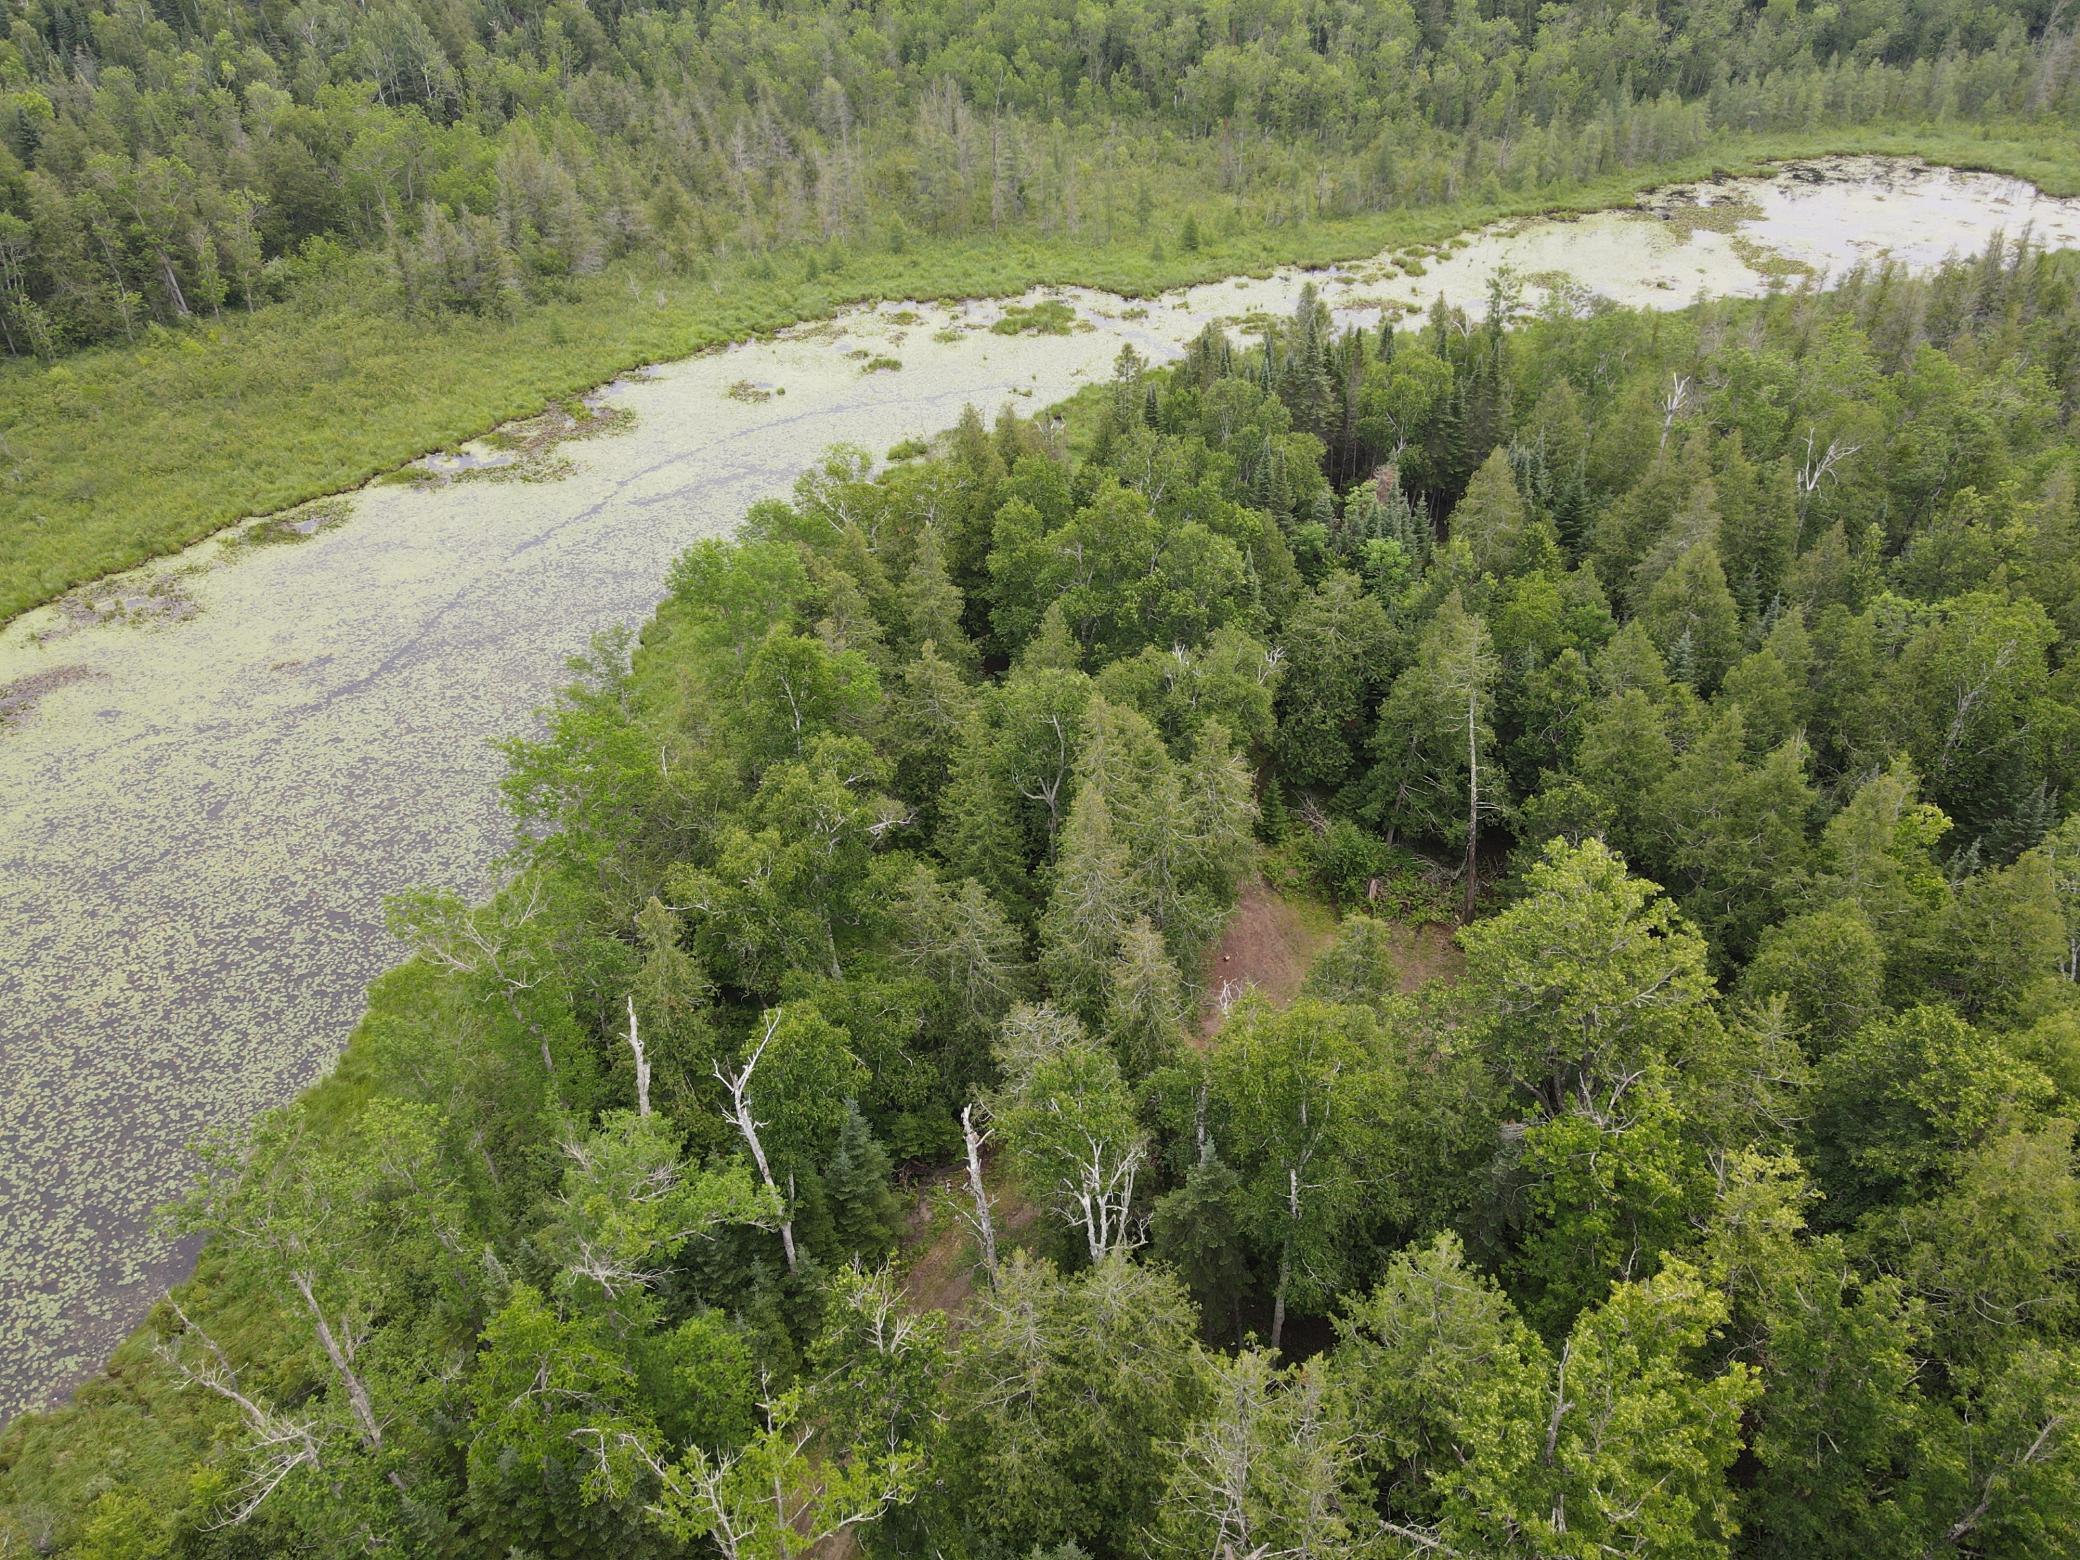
[1302,820,1438,917]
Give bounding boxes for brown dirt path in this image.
[1197,875,1466,1043]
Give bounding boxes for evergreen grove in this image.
[10,241,2080,1553]
[4,0,2079,355]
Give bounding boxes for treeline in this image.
[3,0,2078,354]
[12,242,2080,1554]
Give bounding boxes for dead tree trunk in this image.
[716,1014,798,1273]
[625,994,651,1117]
[961,1103,998,1282]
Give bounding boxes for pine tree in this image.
[936,709,1031,916]
[1040,786,1136,1020]
[897,525,975,670]
[824,1101,904,1262]
[1640,541,1743,694]
[1104,917,1189,1078]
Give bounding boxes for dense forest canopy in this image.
[8,236,2080,1554]
[2,0,2077,354]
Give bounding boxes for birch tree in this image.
[163,1100,469,1531]
[538,1110,777,1314]
[715,1006,866,1274]
[1457,837,1721,1128]
[1149,1349,1370,1560]
[993,1027,1148,1264]
[1202,998,1398,1351]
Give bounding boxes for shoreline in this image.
[6,118,2078,626]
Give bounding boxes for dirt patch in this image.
[1383,919,1464,990]
[898,1170,976,1315]
[1198,876,1337,1040]
[897,1167,1036,1325]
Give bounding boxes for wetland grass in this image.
[6,121,2078,626]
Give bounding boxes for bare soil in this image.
[897,1168,1037,1325]
[1382,919,1466,990]
[1198,875,1338,1041]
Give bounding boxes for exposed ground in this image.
[1198,872,1468,1046]
[897,1168,1038,1326]
[1198,876,1339,1039]
[1381,918,1466,990]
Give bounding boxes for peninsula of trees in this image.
[8,242,2080,1555]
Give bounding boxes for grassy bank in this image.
[4,119,2076,627]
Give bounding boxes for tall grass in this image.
[2,121,2074,625]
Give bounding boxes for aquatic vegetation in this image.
[0,664,102,730]
[226,498,354,549]
[1645,189,1765,237]
[418,401,636,487]
[990,298,1079,335]
[40,571,200,639]
[862,355,903,373]
[1732,233,1819,283]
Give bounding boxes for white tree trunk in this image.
[961,1103,998,1281]
[626,994,651,1117]
[289,1270,383,1454]
[717,1015,798,1273]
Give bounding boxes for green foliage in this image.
[29,191,2080,1557]
[1459,838,1722,1123]
[990,300,1079,336]
[1339,1238,1758,1558]
[1807,1006,2055,1227]
[928,1254,1203,1553]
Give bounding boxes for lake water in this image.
[3,154,2077,1421]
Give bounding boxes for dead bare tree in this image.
[1796,427,1864,517]
[1658,372,1691,450]
[1062,1126,1144,1265]
[160,1302,324,1526]
[625,993,651,1117]
[389,879,557,1075]
[716,1012,798,1273]
[959,1103,999,1282]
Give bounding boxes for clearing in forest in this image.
[1198,877,1337,1038]
[1198,875,1465,1042]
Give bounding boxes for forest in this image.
[3,0,2077,356]
[5,231,2080,1554]
[7,0,2080,627]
